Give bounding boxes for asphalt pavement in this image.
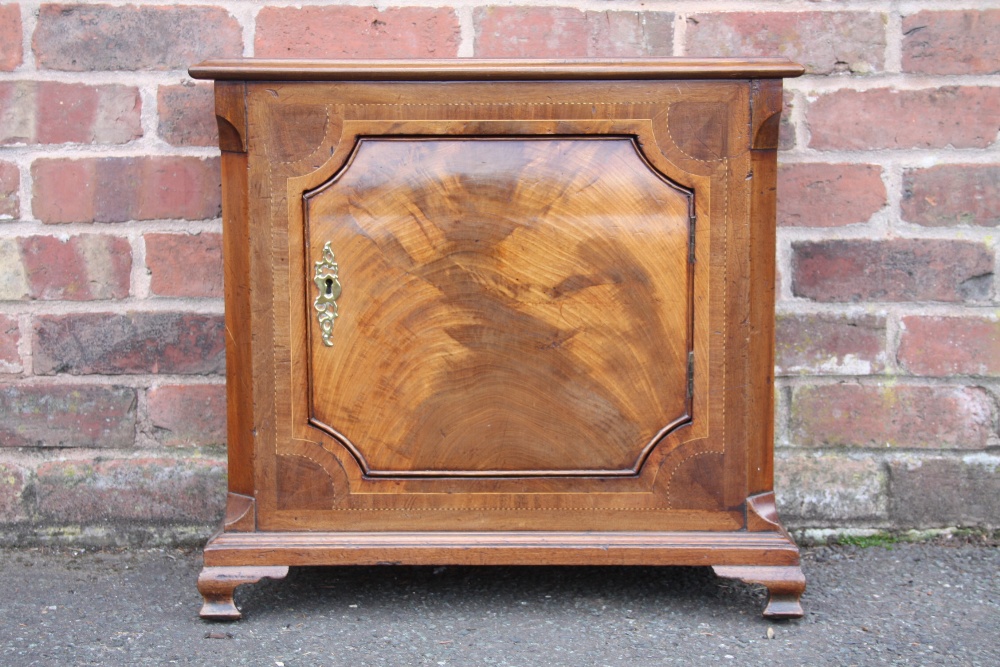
[0,537,997,666]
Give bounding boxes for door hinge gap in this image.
[687,351,695,398]
[688,213,697,263]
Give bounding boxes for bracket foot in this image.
[712,564,805,619]
[197,565,289,620]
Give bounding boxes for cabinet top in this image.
[189,58,804,82]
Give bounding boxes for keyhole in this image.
[325,277,334,296]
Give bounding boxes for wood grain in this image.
[306,137,693,475]
[204,531,801,568]
[190,58,806,82]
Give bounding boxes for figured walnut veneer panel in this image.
[305,138,693,476]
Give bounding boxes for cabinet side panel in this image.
[747,148,778,494]
[221,150,253,495]
[746,80,783,494]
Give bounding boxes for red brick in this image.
[31,156,221,224]
[0,384,136,447]
[902,165,1000,228]
[775,453,886,524]
[34,457,226,523]
[898,316,1000,377]
[474,7,673,57]
[33,312,225,375]
[0,159,16,218]
[0,81,141,145]
[256,6,459,58]
[0,314,20,373]
[686,11,885,75]
[791,240,994,303]
[776,313,886,376]
[903,10,1000,75]
[790,384,994,450]
[33,4,242,71]
[888,458,1000,527]
[808,87,1000,150]
[778,164,885,227]
[0,4,21,71]
[145,233,222,298]
[148,384,226,447]
[157,83,216,147]
[19,234,131,300]
[0,462,28,523]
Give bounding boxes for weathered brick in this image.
[157,83,216,147]
[31,156,221,224]
[0,462,28,523]
[0,4,21,71]
[145,233,222,298]
[3,233,131,301]
[790,384,994,450]
[474,7,673,57]
[0,81,141,145]
[808,87,1000,150]
[903,10,1000,75]
[0,160,17,218]
[778,163,885,227]
[776,313,886,376]
[791,240,994,303]
[0,384,136,447]
[19,234,131,300]
[256,6,459,58]
[779,91,795,151]
[34,457,226,523]
[148,384,226,447]
[686,11,885,75]
[0,237,28,299]
[0,314,20,373]
[888,457,1000,527]
[33,4,242,71]
[902,165,1000,228]
[775,453,886,525]
[33,312,225,375]
[898,317,1000,377]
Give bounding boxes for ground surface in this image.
[0,539,997,666]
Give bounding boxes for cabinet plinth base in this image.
[712,565,806,619]
[197,565,289,621]
[201,529,801,618]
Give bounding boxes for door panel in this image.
[305,137,693,476]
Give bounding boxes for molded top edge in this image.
[189,58,805,81]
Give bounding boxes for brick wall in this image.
[0,1,997,545]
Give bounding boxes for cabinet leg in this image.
[712,565,805,619]
[197,566,289,620]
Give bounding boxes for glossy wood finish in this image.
[191,58,804,621]
[204,531,800,567]
[190,58,806,81]
[306,138,692,476]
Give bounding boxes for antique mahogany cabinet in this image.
[189,58,806,620]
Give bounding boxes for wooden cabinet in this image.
[189,58,805,620]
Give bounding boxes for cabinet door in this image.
[249,80,753,531]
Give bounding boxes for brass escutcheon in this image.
[313,242,341,346]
